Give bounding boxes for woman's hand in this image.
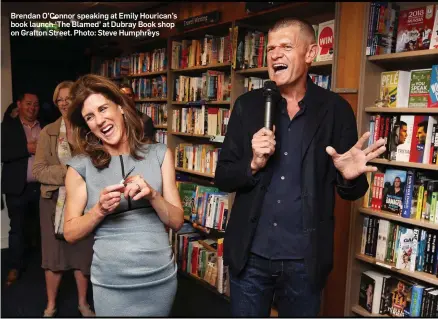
[124,175,157,201]
[97,184,125,216]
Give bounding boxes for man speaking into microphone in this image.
[214,17,386,317]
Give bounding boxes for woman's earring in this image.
[85,131,101,146]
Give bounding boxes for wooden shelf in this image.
[351,305,388,317]
[177,270,229,301]
[154,124,167,129]
[129,70,167,77]
[368,49,438,64]
[235,60,333,75]
[183,216,225,234]
[172,101,230,105]
[365,107,438,114]
[368,158,438,171]
[175,167,215,178]
[134,98,167,102]
[171,62,231,73]
[172,132,210,138]
[355,254,438,286]
[358,207,438,231]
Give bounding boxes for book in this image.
[430,6,438,49]
[396,5,436,52]
[359,272,376,313]
[382,168,407,214]
[409,115,429,163]
[429,65,438,108]
[408,68,432,108]
[389,115,415,162]
[395,226,415,270]
[316,19,334,62]
[379,71,411,107]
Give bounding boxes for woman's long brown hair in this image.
[68,74,150,169]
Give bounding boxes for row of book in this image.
[359,269,437,317]
[175,143,221,176]
[129,49,167,75]
[171,223,228,295]
[171,107,229,137]
[233,19,334,71]
[378,66,438,108]
[131,75,167,100]
[176,181,229,230]
[171,33,232,70]
[98,56,130,78]
[154,130,167,145]
[361,216,438,275]
[366,3,438,56]
[363,168,438,223]
[174,71,231,103]
[367,114,438,164]
[243,74,331,92]
[136,103,168,127]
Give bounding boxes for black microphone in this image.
[263,81,279,130]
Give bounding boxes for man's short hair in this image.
[17,91,38,102]
[269,17,317,45]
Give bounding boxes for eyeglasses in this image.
[56,97,71,104]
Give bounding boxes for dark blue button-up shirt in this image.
[250,96,308,260]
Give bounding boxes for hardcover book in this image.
[316,20,334,62]
[408,68,432,108]
[382,168,407,214]
[379,71,411,107]
[396,5,436,52]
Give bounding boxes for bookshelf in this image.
[345,2,438,317]
[90,1,355,316]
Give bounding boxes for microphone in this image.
[263,81,279,130]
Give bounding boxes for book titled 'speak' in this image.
[408,68,432,108]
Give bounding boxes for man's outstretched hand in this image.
[326,132,386,181]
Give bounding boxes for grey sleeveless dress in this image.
[67,143,177,317]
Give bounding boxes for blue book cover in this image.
[429,65,438,108]
[409,284,425,317]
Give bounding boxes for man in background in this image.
[1,91,46,287]
[119,83,155,141]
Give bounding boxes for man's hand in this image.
[326,131,386,181]
[27,142,37,155]
[250,127,276,174]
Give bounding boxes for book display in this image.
[345,2,438,317]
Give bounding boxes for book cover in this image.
[408,68,432,108]
[379,71,411,107]
[359,273,375,313]
[384,277,414,317]
[389,115,415,162]
[430,6,438,49]
[316,19,334,62]
[396,5,436,52]
[382,168,407,214]
[409,115,429,163]
[429,65,438,108]
[395,226,415,270]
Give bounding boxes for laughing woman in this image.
[63,74,184,317]
[33,81,94,317]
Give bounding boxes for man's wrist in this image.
[250,160,259,175]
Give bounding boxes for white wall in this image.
[1,16,13,248]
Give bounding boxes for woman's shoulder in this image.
[66,153,91,180]
[139,142,168,166]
